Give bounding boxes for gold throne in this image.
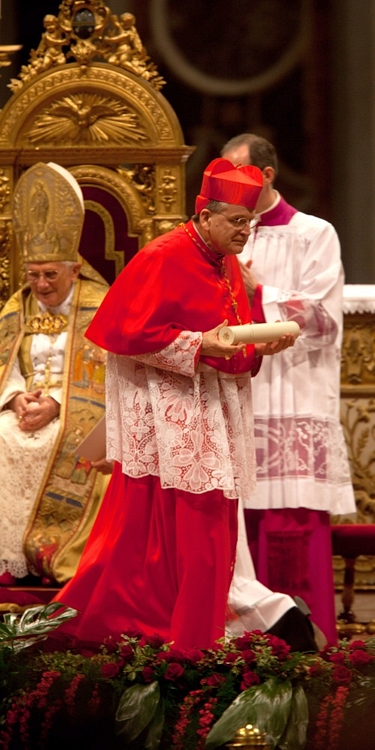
[0,0,194,304]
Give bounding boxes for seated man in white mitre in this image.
[0,162,110,587]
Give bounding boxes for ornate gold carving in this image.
[337,307,375,590]
[9,1,164,94]
[0,219,11,258]
[157,219,181,234]
[0,170,10,212]
[340,396,375,524]
[0,67,179,147]
[158,168,177,212]
[26,92,148,146]
[117,165,156,215]
[0,257,10,312]
[84,199,124,275]
[139,218,155,245]
[0,220,12,311]
[341,315,375,388]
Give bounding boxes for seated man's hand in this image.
[17,393,60,432]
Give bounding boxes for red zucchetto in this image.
[195,158,263,214]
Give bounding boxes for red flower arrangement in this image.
[0,612,375,750]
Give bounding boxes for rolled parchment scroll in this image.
[218,321,300,345]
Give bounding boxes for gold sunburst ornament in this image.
[27,93,148,146]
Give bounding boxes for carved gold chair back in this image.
[0,0,193,303]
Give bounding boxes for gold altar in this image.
[336,285,375,589]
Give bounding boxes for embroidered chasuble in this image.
[0,274,108,583]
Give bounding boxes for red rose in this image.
[328,652,346,664]
[349,640,368,650]
[156,647,186,663]
[205,673,225,687]
[266,635,290,660]
[332,665,352,685]
[234,634,253,651]
[139,634,165,649]
[142,667,156,683]
[120,644,134,662]
[101,662,121,679]
[184,649,205,664]
[349,649,374,666]
[240,669,261,690]
[223,652,239,664]
[102,636,118,654]
[164,663,184,681]
[309,664,323,677]
[242,649,256,665]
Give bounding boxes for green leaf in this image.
[345,676,375,712]
[115,681,161,742]
[205,677,293,750]
[278,685,308,750]
[144,696,165,750]
[0,603,78,651]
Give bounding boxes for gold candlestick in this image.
[225,724,270,748]
[0,44,22,69]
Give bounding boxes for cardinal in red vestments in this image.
[52,158,297,650]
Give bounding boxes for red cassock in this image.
[85,220,257,372]
[53,221,259,650]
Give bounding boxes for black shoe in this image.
[266,605,319,652]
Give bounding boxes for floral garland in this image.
[0,623,375,749]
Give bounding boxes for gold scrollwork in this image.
[157,219,181,235]
[0,170,10,212]
[138,218,155,245]
[158,168,177,212]
[0,219,11,258]
[0,220,12,310]
[9,1,165,93]
[118,165,156,216]
[341,317,375,387]
[340,396,375,524]
[0,66,177,147]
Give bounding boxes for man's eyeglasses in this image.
[27,270,60,282]
[225,216,252,228]
[217,213,254,229]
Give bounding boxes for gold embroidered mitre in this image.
[12,162,84,263]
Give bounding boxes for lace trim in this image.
[106,332,256,500]
[254,416,352,484]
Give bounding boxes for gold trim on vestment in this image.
[24,311,68,335]
[23,276,108,582]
